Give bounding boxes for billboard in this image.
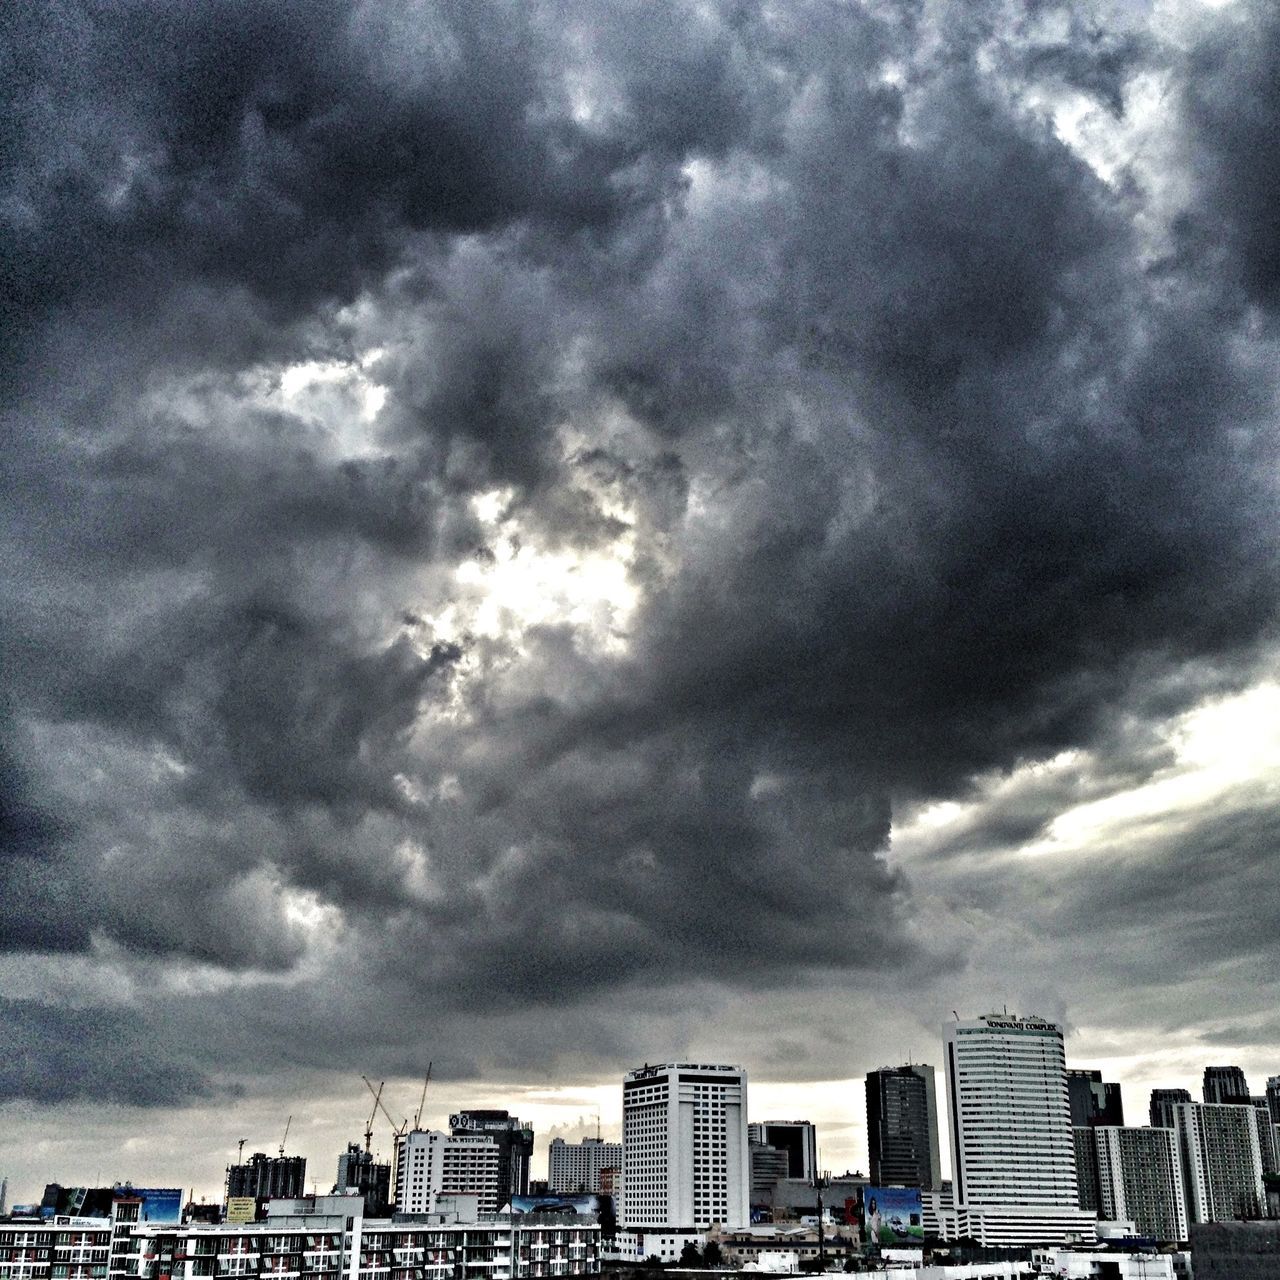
[509,1193,606,1216]
[857,1187,924,1245]
[118,1188,183,1224]
[225,1198,258,1224]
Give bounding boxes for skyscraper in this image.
[1171,1102,1264,1224]
[1203,1066,1251,1105]
[1082,1126,1188,1242]
[865,1065,942,1189]
[1066,1069,1124,1127]
[1150,1088,1193,1129]
[449,1111,534,1200]
[745,1122,817,1183]
[621,1062,749,1230]
[943,1012,1097,1246]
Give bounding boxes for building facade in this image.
[1203,1066,1252,1105]
[943,1013,1096,1246]
[1267,1077,1280,1126]
[621,1063,748,1231]
[1171,1101,1265,1224]
[747,1145,789,1199]
[1090,1126,1188,1242]
[865,1066,941,1190]
[743,1123,817,1185]
[1067,1069,1124,1128]
[1151,1089,1193,1130]
[546,1140,622,1196]
[224,1157,307,1206]
[449,1114,533,1202]
[392,1132,501,1215]
[334,1146,390,1217]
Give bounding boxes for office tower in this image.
[1171,1102,1264,1224]
[865,1066,942,1189]
[1267,1077,1280,1125]
[335,1143,391,1216]
[943,1012,1096,1246]
[1079,1127,1189,1241]
[748,1143,790,1197]
[224,1153,307,1203]
[1066,1069,1124,1128]
[449,1111,534,1200]
[393,1129,501,1214]
[745,1122,818,1184]
[1203,1066,1251,1105]
[621,1062,749,1230]
[1151,1088,1193,1129]
[548,1137,624,1194]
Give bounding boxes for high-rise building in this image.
[744,1122,817,1184]
[1203,1066,1251,1105]
[1267,1076,1280,1125]
[1249,1101,1278,1175]
[943,1012,1097,1246]
[621,1062,748,1230]
[1072,1129,1101,1215]
[334,1143,391,1216]
[392,1130,501,1215]
[1150,1088,1193,1129]
[865,1066,942,1189]
[449,1111,534,1200]
[225,1153,307,1204]
[1066,1069,1124,1128]
[548,1137,624,1194]
[1080,1126,1188,1242]
[1171,1101,1264,1224]
[748,1143,790,1197]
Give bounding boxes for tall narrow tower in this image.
[865,1065,941,1189]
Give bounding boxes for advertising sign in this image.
[225,1198,258,1224]
[124,1188,183,1224]
[509,1193,605,1216]
[857,1187,924,1245]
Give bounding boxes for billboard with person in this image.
[857,1186,924,1245]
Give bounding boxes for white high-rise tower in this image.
[943,1012,1098,1246]
[621,1062,749,1230]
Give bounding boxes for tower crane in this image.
[414,1063,433,1130]
[279,1115,292,1158]
[363,1075,409,1139]
[364,1081,384,1154]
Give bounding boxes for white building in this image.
[1170,1101,1264,1223]
[621,1062,749,1230]
[548,1138,623,1194]
[1090,1126,1188,1242]
[943,1013,1097,1247]
[393,1129,502,1214]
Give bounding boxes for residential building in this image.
[224,1154,306,1204]
[392,1130,501,1215]
[449,1112,534,1201]
[1204,1066,1252,1105]
[1072,1129,1101,1215]
[1067,1069,1124,1128]
[1081,1126,1189,1241]
[1151,1088,1193,1130]
[943,1012,1097,1246]
[1171,1101,1264,1223]
[865,1065,942,1189]
[334,1144,390,1216]
[621,1062,749,1230]
[744,1123,817,1184]
[547,1139,623,1195]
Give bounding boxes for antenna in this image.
[414,1063,433,1129]
[280,1115,292,1158]
[365,1080,384,1154]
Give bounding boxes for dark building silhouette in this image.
[335,1143,391,1216]
[449,1111,533,1200]
[1067,1069,1124,1127]
[224,1153,307,1204]
[746,1122,817,1183]
[1204,1066,1251,1105]
[1150,1087,1193,1129]
[865,1065,941,1189]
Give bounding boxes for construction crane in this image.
[413,1063,433,1129]
[279,1115,292,1158]
[363,1075,408,1139]
[364,1081,384,1154]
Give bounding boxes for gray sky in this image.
[3,0,1280,1202]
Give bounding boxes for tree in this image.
[644,1255,665,1270]
[701,1242,723,1267]
[679,1241,702,1267]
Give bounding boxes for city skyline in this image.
[5,0,1280,1221]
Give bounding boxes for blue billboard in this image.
[117,1187,183,1224]
[857,1187,924,1245]
[509,1194,606,1216]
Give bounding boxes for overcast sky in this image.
[4,0,1280,1202]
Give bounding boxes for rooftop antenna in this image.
[414,1063,434,1129]
[279,1115,292,1159]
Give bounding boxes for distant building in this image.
[224,1153,307,1205]
[745,1122,817,1184]
[1072,1129,1101,1215]
[1190,1220,1280,1277]
[392,1129,501,1215]
[865,1065,941,1189]
[1151,1088,1194,1129]
[1074,1126,1188,1241]
[547,1137,623,1194]
[334,1143,391,1216]
[749,1144,790,1197]
[1067,1069,1124,1127]
[621,1062,748,1230]
[449,1111,533,1201]
[1268,1077,1280,1126]
[1172,1101,1264,1223]
[1204,1066,1252,1105]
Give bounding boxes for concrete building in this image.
[547,1139,622,1195]
[334,1143,391,1216]
[748,1144,789,1198]
[943,1012,1096,1246]
[744,1123,817,1184]
[1190,1220,1280,1277]
[1067,1070,1124,1128]
[1268,1077,1280,1125]
[224,1153,307,1204]
[1204,1066,1252,1105]
[1151,1089,1193,1130]
[621,1062,748,1230]
[449,1112,533,1201]
[392,1130,501,1215]
[866,1066,942,1190]
[1171,1101,1264,1223]
[1083,1126,1188,1241]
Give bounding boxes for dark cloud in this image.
[1,0,1279,1166]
